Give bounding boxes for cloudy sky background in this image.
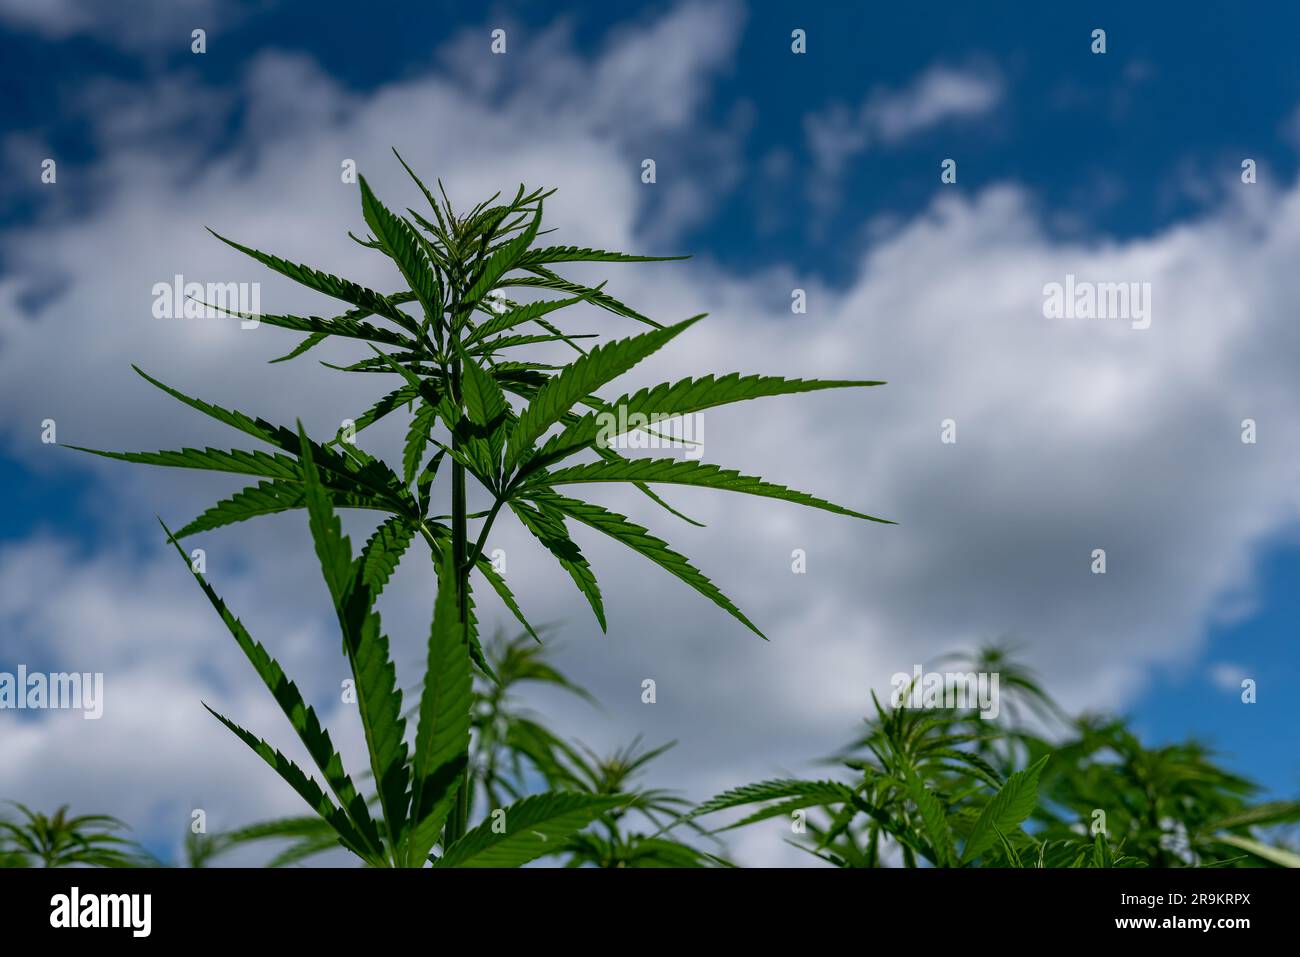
[1,1,1298,866]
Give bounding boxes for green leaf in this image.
[531,316,591,356]
[505,316,702,473]
[342,383,422,438]
[364,346,443,407]
[474,554,540,644]
[218,815,335,845]
[922,748,1005,790]
[689,779,856,824]
[202,705,377,863]
[470,332,598,355]
[264,833,347,868]
[517,245,688,268]
[159,518,384,859]
[391,148,444,226]
[623,481,705,528]
[297,422,410,858]
[417,449,445,518]
[408,549,474,863]
[325,352,432,374]
[172,480,382,539]
[1092,832,1113,868]
[502,267,662,328]
[961,755,1048,864]
[991,822,1023,868]
[508,499,606,631]
[234,307,416,349]
[907,772,956,867]
[460,201,544,313]
[464,293,595,346]
[359,175,442,322]
[403,400,439,486]
[711,796,835,833]
[123,363,289,451]
[355,516,416,601]
[208,228,414,330]
[535,373,884,467]
[68,444,300,482]
[497,375,706,527]
[1202,802,1300,832]
[1211,834,1300,868]
[433,792,627,868]
[123,366,418,515]
[526,491,765,638]
[269,331,329,364]
[616,837,728,868]
[296,431,363,621]
[458,349,509,429]
[532,457,893,524]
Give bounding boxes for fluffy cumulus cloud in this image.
[805,63,1003,187]
[0,0,258,49]
[2,1,1299,866]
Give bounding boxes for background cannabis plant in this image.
[191,630,727,867]
[72,153,886,866]
[0,803,145,868]
[7,649,1294,868]
[684,645,1300,868]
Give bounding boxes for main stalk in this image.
[443,274,473,848]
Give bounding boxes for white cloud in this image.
[0,0,258,50]
[1,2,1298,869]
[0,0,93,38]
[805,63,1003,198]
[869,65,1004,144]
[1209,662,1249,694]
[0,534,366,864]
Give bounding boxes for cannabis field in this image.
[5,630,1297,869]
[3,162,1296,870]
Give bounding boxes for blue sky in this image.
[1,0,1297,862]
[13,3,1300,265]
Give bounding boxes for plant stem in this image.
[444,321,473,848]
[449,463,472,842]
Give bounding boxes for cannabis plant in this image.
[464,633,725,866]
[539,737,731,867]
[684,690,1062,867]
[0,803,145,868]
[72,153,886,866]
[1030,718,1300,868]
[684,646,1300,868]
[213,631,723,867]
[167,815,353,868]
[465,629,599,813]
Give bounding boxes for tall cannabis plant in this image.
[73,152,888,866]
